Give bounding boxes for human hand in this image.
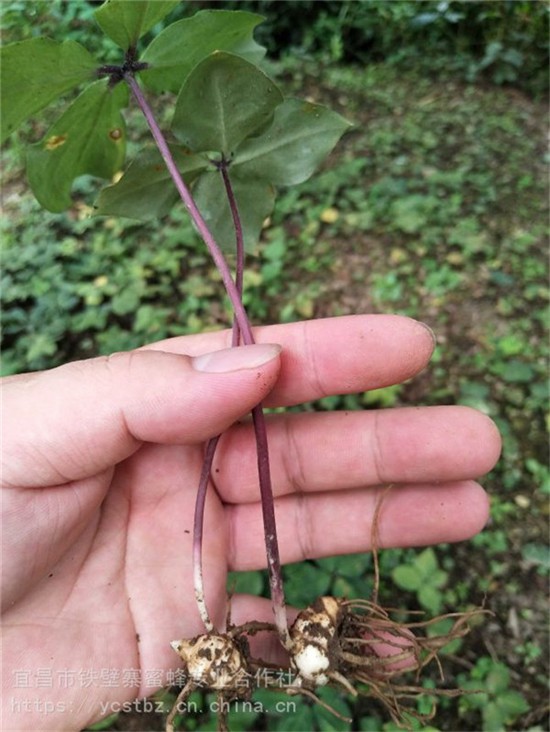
[1,314,500,730]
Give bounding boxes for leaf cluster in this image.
[1,0,350,252]
[0,203,205,373]
[392,548,448,616]
[458,658,530,730]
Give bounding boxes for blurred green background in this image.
[1,2,548,730]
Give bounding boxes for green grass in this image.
[2,39,548,732]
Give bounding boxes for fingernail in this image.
[192,344,282,373]
[418,321,437,347]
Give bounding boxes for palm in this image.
[3,441,230,721]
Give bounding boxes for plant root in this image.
[166,598,489,731]
[284,595,490,729]
[167,630,253,732]
[167,485,490,731]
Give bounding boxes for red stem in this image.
[219,158,245,303]
[219,162,289,645]
[126,74,290,647]
[125,74,253,344]
[192,435,219,631]
[192,162,242,633]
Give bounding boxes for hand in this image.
[1,314,500,731]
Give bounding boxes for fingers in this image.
[143,314,436,407]
[223,403,499,567]
[227,480,490,571]
[1,314,435,488]
[213,406,502,503]
[1,345,281,488]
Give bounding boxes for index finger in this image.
[142,314,435,407]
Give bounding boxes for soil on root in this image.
[164,596,487,732]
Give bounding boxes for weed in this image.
[458,658,530,731]
[391,549,449,616]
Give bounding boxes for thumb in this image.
[2,344,281,488]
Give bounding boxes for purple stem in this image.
[126,74,290,647]
[193,320,241,632]
[219,159,245,304]
[192,166,242,633]
[219,163,289,643]
[192,435,219,631]
[125,74,253,345]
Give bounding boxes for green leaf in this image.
[483,700,507,731]
[426,618,463,655]
[499,360,535,383]
[111,289,141,315]
[315,686,352,730]
[94,0,179,50]
[26,333,57,362]
[226,707,260,730]
[431,569,448,589]
[172,52,283,155]
[485,662,510,695]
[495,690,529,720]
[26,80,128,212]
[391,195,435,234]
[392,564,422,591]
[0,39,97,143]
[226,570,265,596]
[192,169,275,253]
[140,10,266,94]
[460,681,488,708]
[414,547,439,578]
[317,553,371,578]
[95,147,208,220]
[521,542,550,570]
[283,562,332,607]
[418,585,443,614]
[234,98,352,185]
[274,702,313,731]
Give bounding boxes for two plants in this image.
[2,2,485,729]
